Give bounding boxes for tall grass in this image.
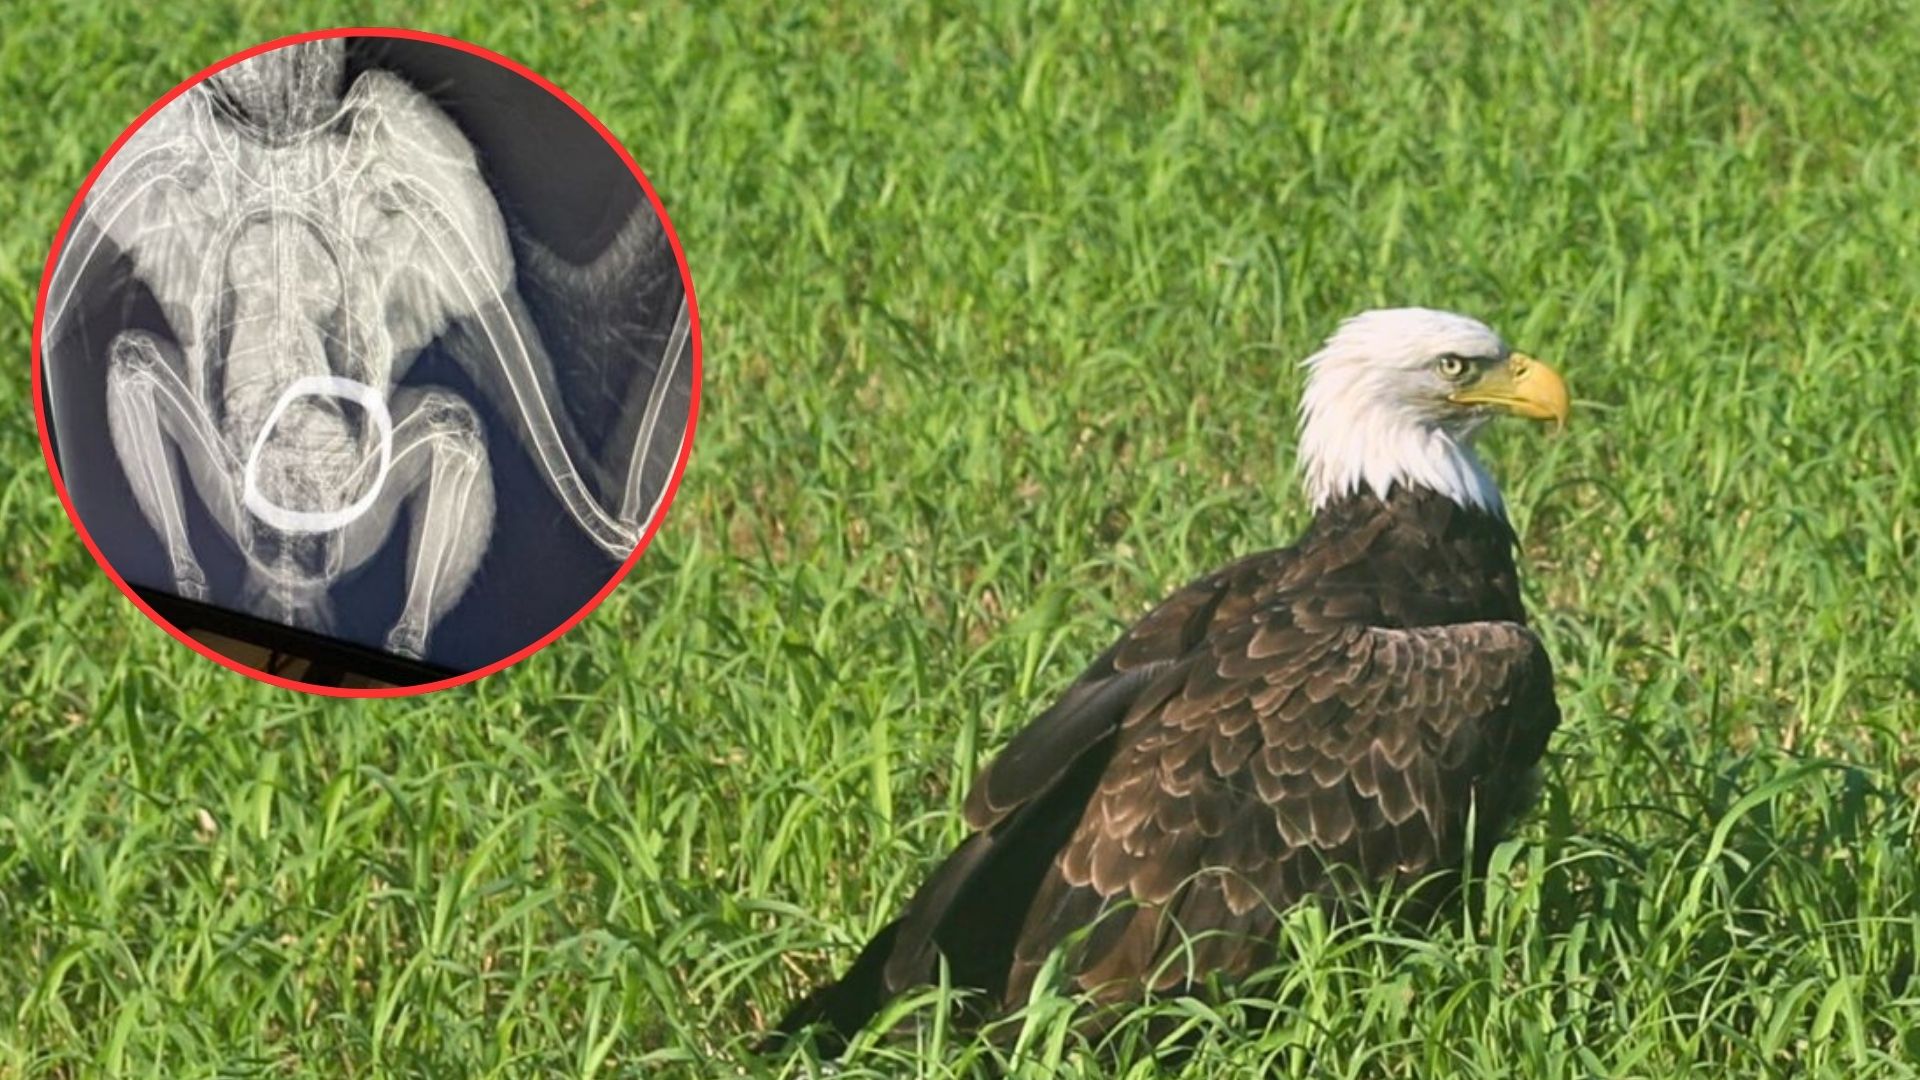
[3,1,1917,1076]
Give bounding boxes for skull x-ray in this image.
[40,37,695,674]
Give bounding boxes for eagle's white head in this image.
[1296,308,1570,516]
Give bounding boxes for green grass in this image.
[5,0,1920,1075]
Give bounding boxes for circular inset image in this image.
[33,29,700,695]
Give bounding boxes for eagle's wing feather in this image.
[959,531,1382,833]
[1006,594,1558,1003]
[961,561,1247,832]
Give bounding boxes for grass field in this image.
[5,1,1920,1076]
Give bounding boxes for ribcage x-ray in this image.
[40,37,695,673]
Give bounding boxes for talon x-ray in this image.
[41,37,694,674]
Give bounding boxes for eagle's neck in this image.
[1297,404,1504,517]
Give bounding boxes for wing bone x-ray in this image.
[40,39,693,669]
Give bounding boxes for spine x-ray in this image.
[40,37,695,672]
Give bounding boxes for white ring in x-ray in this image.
[242,374,394,533]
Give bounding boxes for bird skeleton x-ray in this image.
[41,41,690,658]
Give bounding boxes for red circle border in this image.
[29,26,704,699]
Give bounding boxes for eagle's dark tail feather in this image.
[764,919,904,1057]
[761,739,1119,1059]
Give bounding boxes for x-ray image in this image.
[40,36,696,675]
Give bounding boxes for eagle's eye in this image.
[1435,354,1469,380]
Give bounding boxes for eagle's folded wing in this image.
[1006,602,1559,1002]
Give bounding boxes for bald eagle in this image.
[772,308,1570,1052]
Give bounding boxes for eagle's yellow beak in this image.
[1449,353,1570,429]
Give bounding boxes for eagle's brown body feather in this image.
[775,484,1560,1049]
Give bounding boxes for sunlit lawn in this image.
[3,1,1918,1076]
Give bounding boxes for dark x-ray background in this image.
[41,37,694,675]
